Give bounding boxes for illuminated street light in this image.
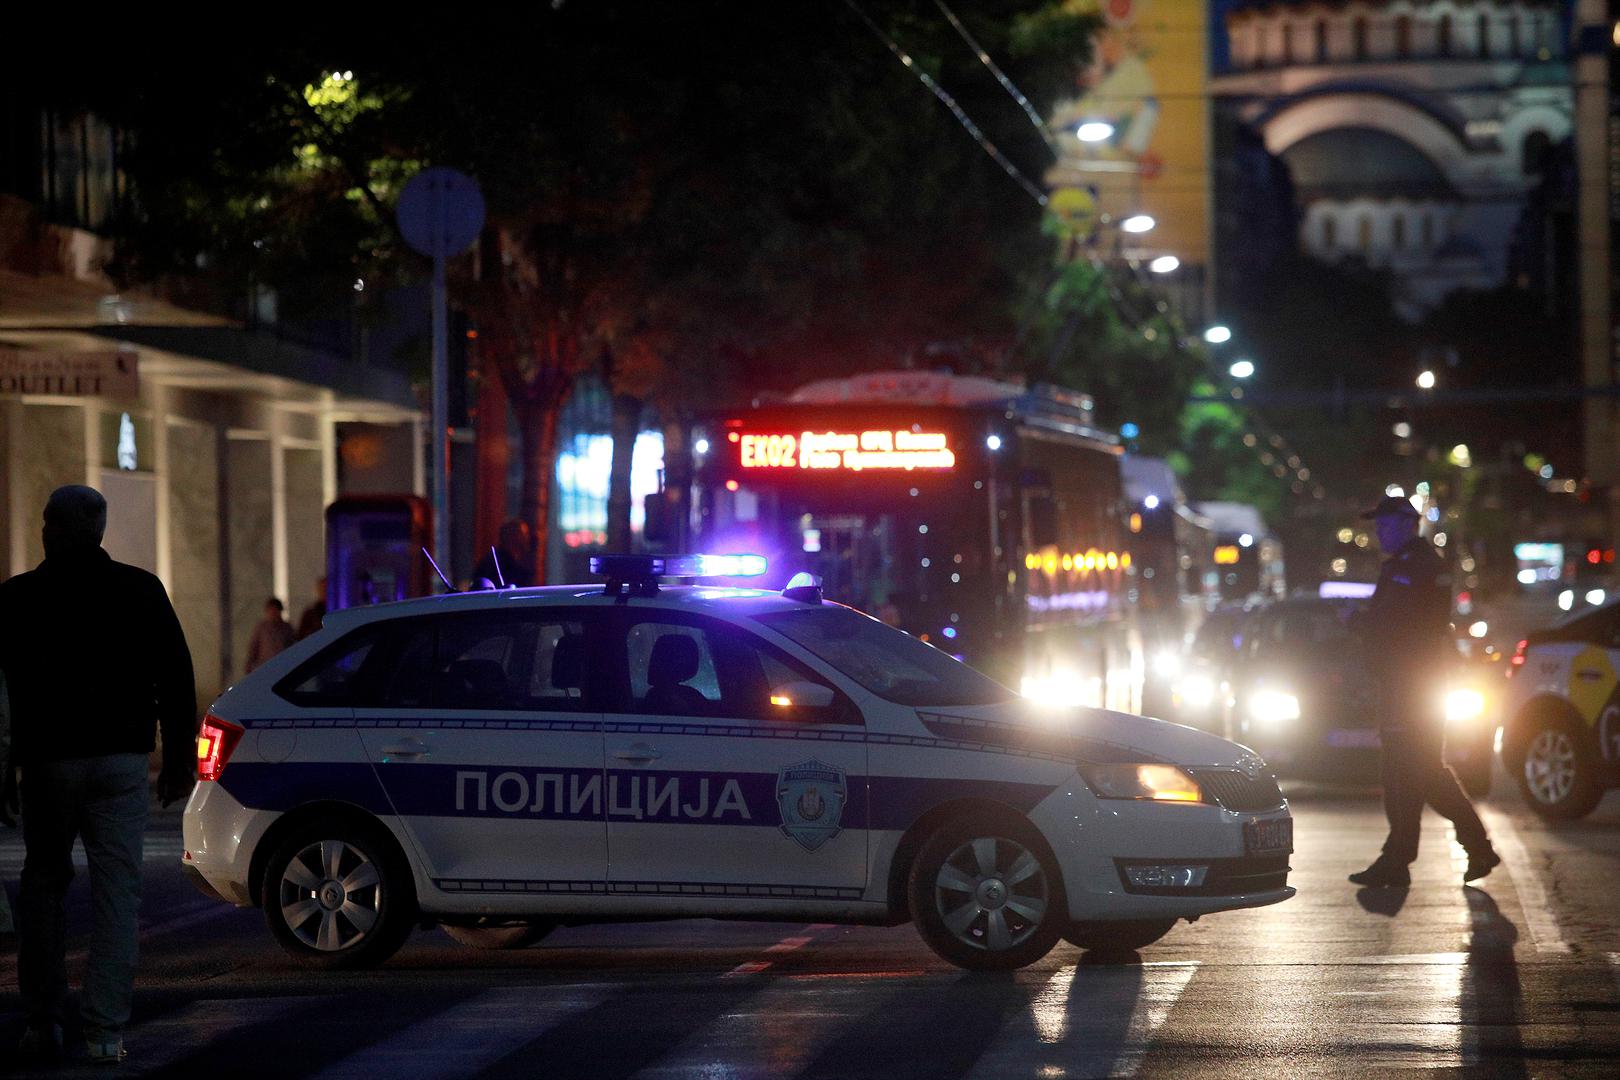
[694,438,711,455]
[1393,422,1411,438]
[1143,494,1160,510]
[1229,359,1255,379]
[1203,325,1232,344]
[985,434,1003,451]
[1148,255,1180,274]
[1416,370,1437,390]
[1076,120,1115,143]
[1120,213,1156,233]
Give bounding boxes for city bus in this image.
[693,372,1143,712]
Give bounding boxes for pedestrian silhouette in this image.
[0,484,198,1065]
[246,596,296,673]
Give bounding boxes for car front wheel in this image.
[908,814,1064,971]
[1515,718,1602,821]
[262,820,416,969]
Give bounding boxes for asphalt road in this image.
[2,771,1618,1079]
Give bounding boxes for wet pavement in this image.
[2,773,1618,1078]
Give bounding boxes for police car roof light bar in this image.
[590,553,769,599]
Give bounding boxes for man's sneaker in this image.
[18,1022,64,1063]
[1348,859,1411,888]
[1464,848,1502,883]
[85,1036,127,1065]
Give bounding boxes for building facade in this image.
[1214,0,1573,312]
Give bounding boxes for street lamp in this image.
[1229,359,1256,379]
[1076,120,1115,143]
[1416,370,1436,389]
[1148,255,1180,274]
[1203,325,1232,345]
[1120,213,1156,233]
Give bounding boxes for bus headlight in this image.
[1250,690,1301,726]
[1445,688,1486,725]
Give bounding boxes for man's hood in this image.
[914,700,1260,770]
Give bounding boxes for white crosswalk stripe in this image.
[303,985,611,1080]
[0,834,184,873]
[965,961,1199,1080]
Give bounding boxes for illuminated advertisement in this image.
[1048,0,1210,267]
[731,429,956,472]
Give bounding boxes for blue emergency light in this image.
[590,553,768,597]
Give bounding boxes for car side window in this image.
[376,612,594,711]
[620,616,853,724]
[275,629,383,706]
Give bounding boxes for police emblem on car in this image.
[776,759,847,851]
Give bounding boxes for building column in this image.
[152,381,172,588]
[270,405,289,604]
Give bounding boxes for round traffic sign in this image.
[396,167,485,259]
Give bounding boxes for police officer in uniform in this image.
[1348,495,1500,888]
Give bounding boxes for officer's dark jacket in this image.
[1363,535,1452,693]
[0,547,196,773]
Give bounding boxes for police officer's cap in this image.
[1359,494,1421,520]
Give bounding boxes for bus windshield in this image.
[757,605,1018,707]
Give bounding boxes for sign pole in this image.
[430,250,450,586]
[396,166,484,594]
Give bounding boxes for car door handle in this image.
[613,743,663,763]
[381,738,430,758]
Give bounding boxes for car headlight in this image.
[1151,650,1183,679]
[1079,763,1204,803]
[1249,690,1301,725]
[1176,673,1216,709]
[1445,687,1486,724]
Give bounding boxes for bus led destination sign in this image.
[735,429,955,472]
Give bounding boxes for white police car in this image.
[182,555,1294,971]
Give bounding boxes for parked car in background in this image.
[1502,602,1620,819]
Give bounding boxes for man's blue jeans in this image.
[18,754,149,1041]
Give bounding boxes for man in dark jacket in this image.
[1348,494,1498,889]
[0,485,197,1064]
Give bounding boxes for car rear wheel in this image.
[908,814,1064,971]
[1515,719,1602,821]
[441,919,556,950]
[1063,918,1177,956]
[262,820,416,969]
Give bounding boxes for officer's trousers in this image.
[1379,724,1490,864]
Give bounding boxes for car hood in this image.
[915,701,1260,770]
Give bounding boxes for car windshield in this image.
[756,605,1017,707]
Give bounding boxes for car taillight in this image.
[1507,639,1528,678]
[197,715,244,781]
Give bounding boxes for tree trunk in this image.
[661,415,692,552]
[515,395,561,585]
[606,392,642,552]
[473,353,511,558]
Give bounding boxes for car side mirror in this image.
[770,680,836,710]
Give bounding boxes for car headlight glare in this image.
[1249,689,1301,725]
[1445,688,1486,724]
[1151,650,1183,679]
[1080,763,1204,803]
[1176,673,1216,709]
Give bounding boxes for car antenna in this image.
[421,547,456,593]
[489,546,508,589]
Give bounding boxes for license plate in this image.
[1325,728,1381,749]
[1244,817,1293,856]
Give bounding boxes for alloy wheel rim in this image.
[1524,730,1576,805]
[934,836,1049,952]
[278,839,382,951]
